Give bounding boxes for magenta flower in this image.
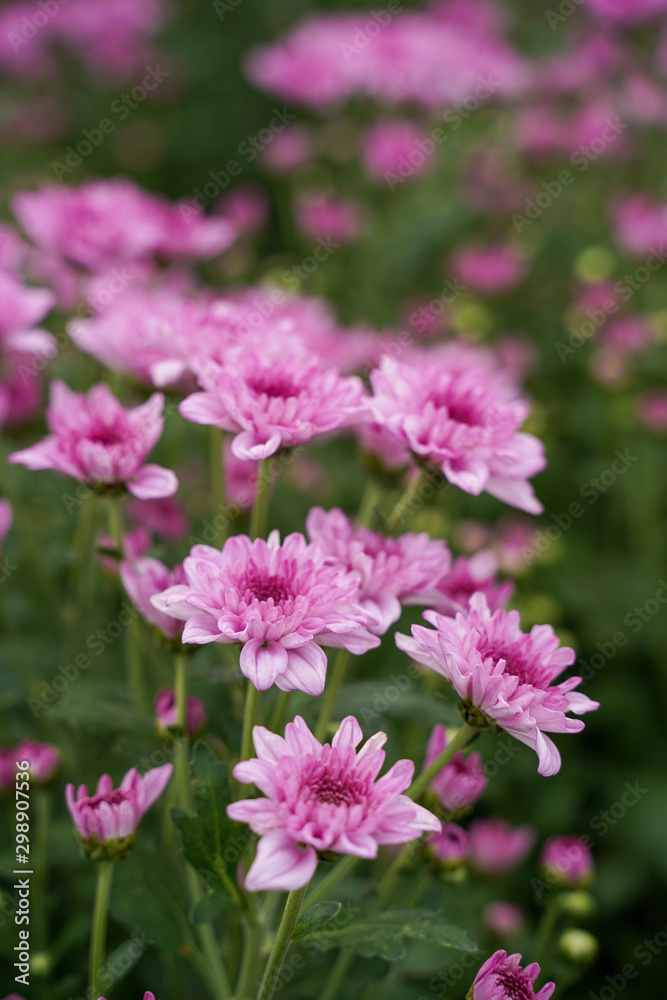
[155,688,207,739]
[428,822,469,868]
[396,594,599,776]
[127,497,190,543]
[305,506,451,635]
[9,381,178,501]
[227,715,440,891]
[362,120,436,184]
[181,352,366,461]
[120,557,186,641]
[152,531,379,695]
[467,949,554,1000]
[467,818,536,876]
[433,552,514,617]
[368,355,546,514]
[1,741,62,792]
[539,835,594,889]
[65,764,172,861]
[0,270,55,428]
[0,499,12,551]
[483,901,525,939]
[451,243,526,294]
[295,192,366,244]
[424,724,486,814]
[638,390,667,432]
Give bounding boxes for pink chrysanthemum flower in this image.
[227,715,440,891]
[155,688,207,739]
[539,835,594,889]
[9,381,178,500]
[152,531,379,695]
[433,552,514,616]
[451,243,526,294]
[428,822,470,868]
[180,352,366,461]
[1,740,62,792]
[467,949,554,1000]
[65,764,172,861]
[0,270,55,428]
[467,818,536,876]
[305,506,451,635]
[424,724,486,813]
[396,593,599,776]
[368,355,546,514]
[120,557,186,641]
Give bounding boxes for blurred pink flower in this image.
[613,195,667,256]
[295,192,366,243]
[638,390,667,431]
[362,120,436,183]
[585,0,667,21]
[602,317,652,352]
[1,741,62,792]
[483,901,525,938]
[451,243,526,294]
[223,438,259,510]
[468,949,554,999]
[215,184,269,235]
[424,724,486,813]
[120,557,186,641]
[368,354,546,514]
[258,124,313,172]
[10,382,178,500]
[540,835,594,888]
[432,552,514,615]
[155,688,206,738]
[152,531,379,695]
[65,763,172,860]
[99,995,157,1000]
[228,715,440,891]
[180,352,366,461]
[0,271,55,428]
[127,497,190,543]
[306,506,451,635]
[467,818,536,876]
[396,594,599,776]
[0,500,12,551]
[428,822,469,868]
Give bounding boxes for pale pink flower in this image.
[65,763,172,860]
[396,594,599,776]
[638,390,667,431]
[602,317,652,352]
[483,901,525,938]
[295,192,366,244]
[428,822,469,868]
[259,124,313,173]
[0,271,55,428]
[305,506,451,635]
[223,439,260,510]
[469,950,554,999]
[9,381,178,501]
[152,531,379,695]
[155,688,206,738]
[362,120,436,183]
[585,0,667,21]
[127,497,189,543]
[424,724,486,813]
[180,352,366,461]
[612,195,667,256]
[1,741,62,792]
[53,0,165,78]
[215,184,269,235]
[228,715,440,891]
[451,243,525,294]
[432,552,514,616]
[120,557,186,641]
[0,500,12,551]
[540,835,594,889]
[368,355,546,514]
[467,819,536,876]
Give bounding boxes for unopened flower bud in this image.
[558,928,598,965]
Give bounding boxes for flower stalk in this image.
[88,860,114,999]
[256,883,309,1000]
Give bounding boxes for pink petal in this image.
[128,464,178,500]
[240,639,288,690]
[274,642,327,696]
[244,830,318,892]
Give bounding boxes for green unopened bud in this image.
[558,889,597,919]
[30,950,53,977]
[559,928,598,965]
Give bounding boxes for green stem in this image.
[235,915,262,999]
[32,790,50,954]
[356,479,382,529]
[533,895,562,967]
[269,690,292,733]
[210,427,226,547]
[314,649,351,742]
[185,867,233,1000]
[256,884,308,1000]
[88,861,114,998]
[320,950,353,1000]
[249,458,271,540]
[384,469,441,535]
[105,493,125,559]
[174,650,190,810]
[303,854,357,910]
[241,682,260,762]
[406,722,476,802]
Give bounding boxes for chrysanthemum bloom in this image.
[368,355,546,514]
[467,949,554,1000]
[152,531,379,695]
[362,120,436,184]
[483,901,525,939]
[9,381,178,501]
[0,270,55,427]
[305,506,451,635]
[120,557,186,641]
[451,243,526,294]
[539,836,594,889]
[424,724,486,814]
[432,552,513,616]
[16,740,62,788]
[294,192,366,244]
[227,715,440,891]
[65,764,172,861]
[428,822,469,869]
[638,390,667,432]
[155,688,206,739]
[127,497,190,543]
[396,593,599,776]
[466,818,535,876]
[180,352,366,461]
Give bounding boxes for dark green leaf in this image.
[294,901,343,939]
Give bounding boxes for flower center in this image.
[247,372,299,399]
[426,389,481,426]
[88,425,128,446]
[86,788,129,809]
[478,640,545,688]
[496,969,533,1000]
[306,767,366,807]
[243,571,293,605]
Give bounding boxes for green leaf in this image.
[170,742,239,906]
[297,909,478,961]
[294,901,343,939]
[111,856,191,951]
